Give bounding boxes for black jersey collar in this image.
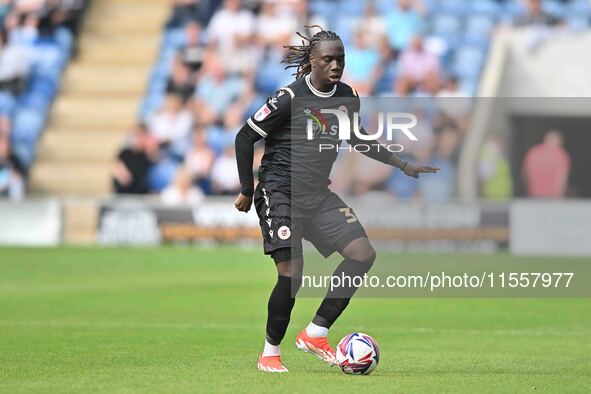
[305,74,337,98]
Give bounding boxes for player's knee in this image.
[342,238,376,266]
[359,246,376,267]
[275,259,303,278]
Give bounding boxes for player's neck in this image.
[309,73,334,93]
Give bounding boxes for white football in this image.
[336,332,380,375]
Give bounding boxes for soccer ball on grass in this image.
[335,332,380,375]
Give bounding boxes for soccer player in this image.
[234,27,439,373]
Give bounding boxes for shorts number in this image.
[339,207,358,224]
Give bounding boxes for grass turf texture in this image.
[0,247,590,393]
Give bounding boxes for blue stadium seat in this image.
[569,0,591,15]
[375,0,396,14]
[148,159,179,192]
[309,1,336,27]
[431,13,463,47]
[12,140,36,169]
[542,0,566,19]
[453,45,486,79]
[162,27,186,50]
[0,92,17,116]
[374,60,398,95]
[464,14,495,46]
[334,15,357,47]
[12,108,45,145]
[566,0,591,30]
[469,0,502,18]
[436,0,465,16]
[502,1,526,24]
[340,0,365,16]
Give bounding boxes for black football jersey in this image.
[247,75,360,199]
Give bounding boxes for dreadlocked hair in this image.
[282,25,342,79]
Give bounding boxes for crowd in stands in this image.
[0,0,88,199]
[106,0,587,202]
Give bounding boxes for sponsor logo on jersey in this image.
[254,104,272,121]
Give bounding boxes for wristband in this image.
[401,161,408,171]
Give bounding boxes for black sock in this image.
[266,275,302,345]
[313,258,372,329]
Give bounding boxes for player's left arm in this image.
[347,92,439,179]
[349,127,439,178]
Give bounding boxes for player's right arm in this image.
[234,88,292,212]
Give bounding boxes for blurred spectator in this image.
[0,133,25,199]
[435,76,471,131]
[396,35,441,95]
[514,0,563,27]
[166,0,210,28]
[0,115,10,136]
[0,1,12,22]
[384,0,425,55]
[185,126,215,192]
[355,2,386,42]
[149,94,193,145]
[419,126,457,202]
[210,146,240,195]
[0,28,29,96]
[344,28,382,96]
[479,134,513,200]
[522,130,571,198]
[161,166,205,205]
[207,0,257,74]
[112,124,159,194]
[193,50,251,124]
[166,55,196,103]
[255,0,296,48]
[178,21,205,73]
[206,105,241,154]
[289,0,327,41]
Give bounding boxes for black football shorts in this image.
[253,182,368,262]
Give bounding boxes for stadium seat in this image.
[340,0,365,16]
[566,0,591,30]
[542,0,566,19]
[334,15,357,47]
[501,1,526,24]
[453,45,486,80]
[436,0,466,16]
[468,0,502,18]
[375,0,395,14]
[464,14,495,46]
[431,13,463,47]
[148,159,179,192]
[11,140,36,168]
[0,92,17,116]
[309,1,336,27]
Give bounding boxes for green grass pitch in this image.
[0,247,590,393]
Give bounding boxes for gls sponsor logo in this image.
[305,108,418,153]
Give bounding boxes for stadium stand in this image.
[3,0,589,202]
[28,0,169,196]
[114,0,587,204]
[0,0,90,199]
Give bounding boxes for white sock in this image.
[306,322,329,338]
[262,340,281,357]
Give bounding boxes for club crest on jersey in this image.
[254,104,272,121]
[278,226,291,240]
